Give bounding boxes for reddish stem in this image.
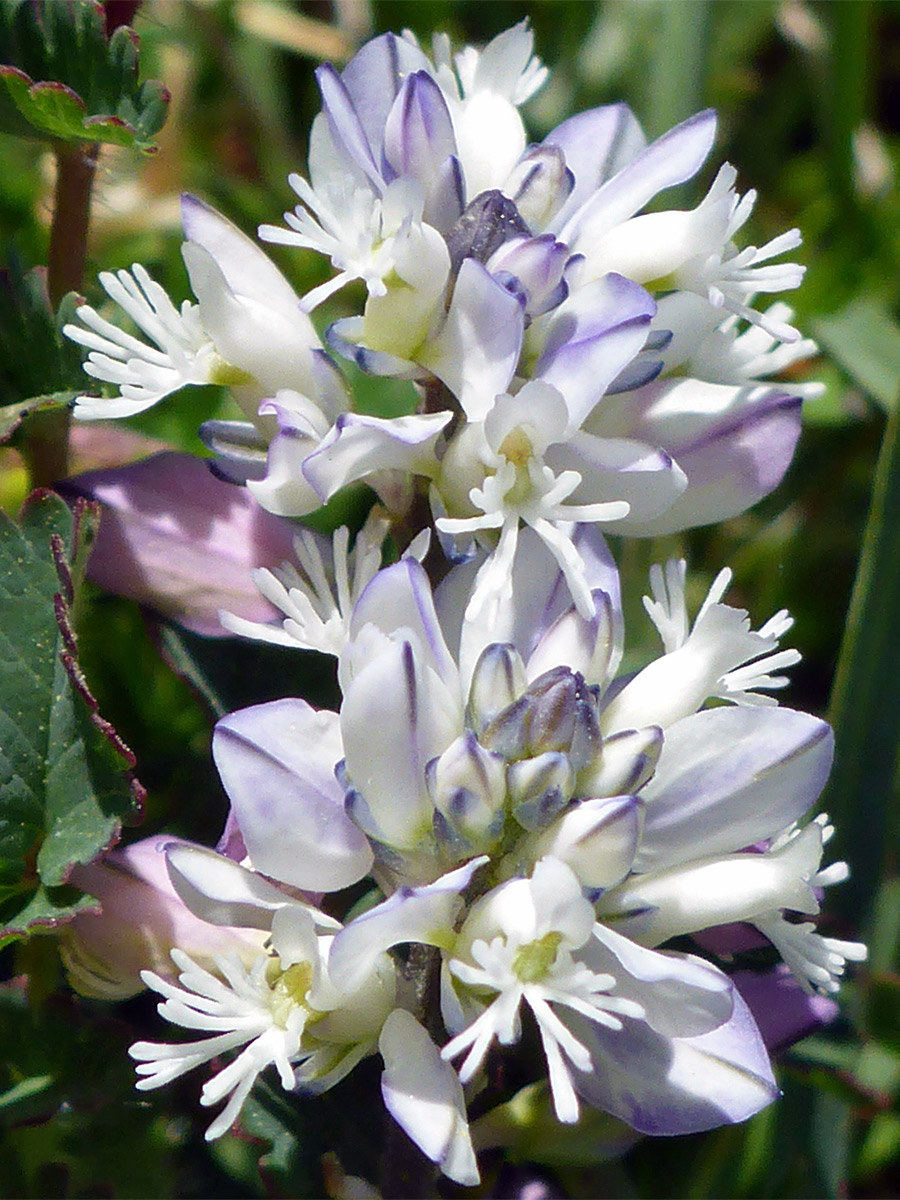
[24,142,98,488]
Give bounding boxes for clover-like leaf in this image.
[0,0,169,150]
[0,490,144,944]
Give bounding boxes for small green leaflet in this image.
[0,0,168,150]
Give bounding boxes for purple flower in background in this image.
[61,451,297,635]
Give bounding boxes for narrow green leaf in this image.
[826,398,900,927]
[0,490,143,940]
[812,299,900,413]
[643,0,710,141]
[0,263,85,433]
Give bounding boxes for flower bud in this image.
[426,733,507,844]
[578,726,663,797]
[529,795,644,888]
[505,144,574,230]
[507,751,575,831]
[466,643,528,735]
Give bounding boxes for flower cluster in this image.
[62,19,862,1191]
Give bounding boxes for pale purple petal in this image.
[536,274,656,430]
[60,452,296,636]
[380,1010,479,1186]
[383,71,457,190]
[560,109,717,246]
[182,243,320,399]
[635,707,834,872]
[543,103,646,233]
[733,966,838,1053]
[350,558,458,686]
[618,391,803,536]
[487,234,570,320]
[571,981,777,1134]
[339,32,433,165]
[588,925,733,1037]
[164,844,318,929]
[180,195,301,318]
[66,836,262,998]
[419,258,524,421]
[341,640,459,849]
[315,62,385,190]
[423,154,465,234]
[552,433,687,524]
[246,416,323,519]
[213,699,373,892]
[302,411,451,503]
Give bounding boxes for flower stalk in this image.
[23,141,99,487]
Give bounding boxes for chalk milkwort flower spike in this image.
[50,14,862,1188]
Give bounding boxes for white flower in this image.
[600,558,800,734]
[65,265,222,419]
[130,907,328,1140]
[130,869,397,1141]
[443,858,643,1123]
[437,380,631,620]
[65,198,324,423]
[220,509,422,655]
[752,816,867,994]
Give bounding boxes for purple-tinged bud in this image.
[505,144,574,231]
[445,190,531,280]
[426,732,507,843]
[487,234,570,320]
[466,643,527,735]
[579,726,663,797]
[530,794,644,888]
[507,751,575,832]
[524,667,601,769]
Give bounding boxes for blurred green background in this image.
[2,1,900,1196]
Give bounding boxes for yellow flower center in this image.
[512,931,563,983]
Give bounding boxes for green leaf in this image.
[0,983,178,1197]
[0,262,84,441]
[826,398,900,927]
[0,490,143,941]
[812,298,900,413]
[0,0,168,150]
[0,391,76,444]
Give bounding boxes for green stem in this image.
[23,142,98,488]
[826,401,900,929]
[379,945,442,1200]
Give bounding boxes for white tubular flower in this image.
[751,815,867,994]
[65,265,223,419]
[686,304,825,397]
[442,858,643,1123]
[601,559,800,734]
[66,197,324,423]
[130,897,396,1142]
[130,907,328,1140]
[219,509,419,655]
[753,913,868,996]
[572,163,805,344]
